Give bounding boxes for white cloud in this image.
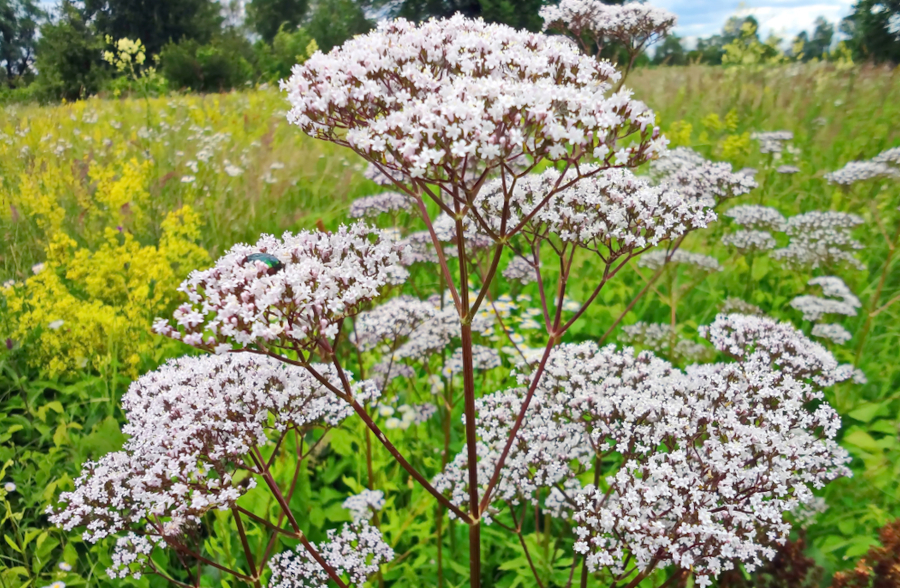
[654,0,855,41]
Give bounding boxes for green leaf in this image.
[52,422,68,448]
[77,416,126,458]
[37,401,64,422]
[844,429,881,453]
[843,535,877,559]
[4,534,21,553]
[847,402,888,423]
[751,256,769,281]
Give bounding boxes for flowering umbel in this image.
[281,15,665,189]
[48,354,366,580]
[153,223,407,353]
[435,314,850,587]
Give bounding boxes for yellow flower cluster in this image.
[2,207,208,378]
[664,109,748,164]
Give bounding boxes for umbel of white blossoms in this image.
[474,166,715,254]
[721,229,777,253]
[540,0,677,53]
[636,249,722,272]
[724,204,787,232]
[153,223,408,353]
[49,354,364,580]
[281,15,666,190]
[825,146,900,185]
[790,276,861,322]
[348,191,417,219]
[434,314,851,588]
[269,521,394,588]
[771,211,864,270]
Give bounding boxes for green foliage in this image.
[652,34,688,66]
[82,0,223,57]
[0,0,44,85]
[254,25,318,83]
[840,0,900,64]
[306,0,373,53]
[32,1,106,102]
[160,37,254,92]
[791,16,835,61]
[246,0,310,43]
[383,0,544,31]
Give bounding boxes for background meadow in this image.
[1,62,900,588]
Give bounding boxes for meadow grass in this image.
[1,63,899,587]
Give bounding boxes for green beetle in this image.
[244,252,284,275]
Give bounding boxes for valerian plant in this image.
[49,5,859,588]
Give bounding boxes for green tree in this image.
[840,0,899,64]
[247,0,310,43]
[82,0,223,57]
[383,0,545,31]
[807,16,835,60]
[306,0,372,52]
[0,0,44,85]
[33,1,106,100]
[652,33,687,65]
[254,24,317,81]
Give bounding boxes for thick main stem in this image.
[461,323,481,588]
[454,201,482,588]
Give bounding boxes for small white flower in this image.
[181,176,196,184]
[48,320,65,330]
[58,562,73,572]
[32,263,45,274]
[3,482,15,492]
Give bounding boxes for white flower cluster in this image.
[283,15,663,184]
[342,489,386,523]
[812,323,852,345]
[648,146,706,180]
[619,321,710,362]
[872,146,900,165]
[777,165,800,175]
[49,354,357,579]
[721,229,776,253]
[751,131,793,154]
[540,1,677,50]
[790,276,861,322]
[397,213,493,266]
[771,211,864,270]
[825,160,900,185]
[348,192,417,219]
[436,314,850,585]
[662,160,758,208]
[268,522,394,588]
[363,160,407,186]
[636,249,722,272]
[392,305,495,362]
[502,256,537,285]
[441,345,502,378]
[720,297,764,316]
[826,146,900,185]
[475,166,714,254]
[154,223,407,352]
[723,205,786,231]
[351,295,436,352]
[374,396,437,429]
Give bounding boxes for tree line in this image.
[0,0,898,102]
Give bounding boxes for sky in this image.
[654,0,856,46]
